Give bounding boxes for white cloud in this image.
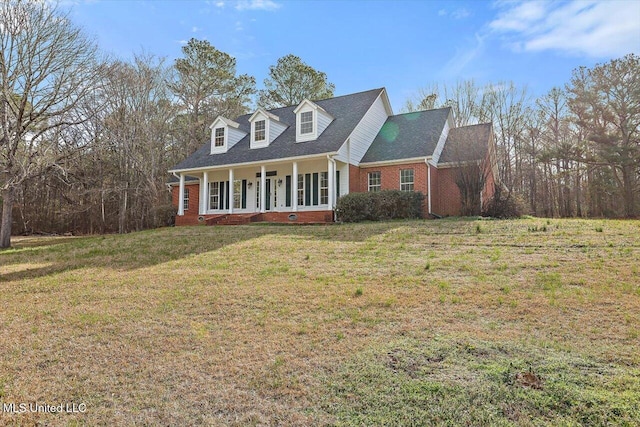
[192,26,202,33]
[438,7,471,19]
[235,21,243,31]
[215,1,225,7]
[490,0,640,57]
[235,0,281,11]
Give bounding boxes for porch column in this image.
[177,173,185,216]
[228,169,234,214]
[327,157,335,209]
[292,161,298,212]
[200,171,208,215]
[260,165,266,213]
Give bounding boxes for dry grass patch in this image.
[0,218,639,425]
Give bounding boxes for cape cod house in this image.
[169,88,496,225]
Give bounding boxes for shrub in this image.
[335,190,425,222]
[483,187,523,219]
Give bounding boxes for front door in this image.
[265,177,278,211]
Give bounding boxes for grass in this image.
[1,218,639,426]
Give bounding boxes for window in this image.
[320,172,329,204]
[400,169,414,192]
[233,180,242,209]
[297,174,304,206]
[209,182,219,210]
[368,172,381,192]
[183,188,190,210]
[254,120,266,142]
[214,127,225,147]
[300,111,313,134]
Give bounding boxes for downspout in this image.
[425,158,432,216]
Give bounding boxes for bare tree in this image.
[567,54,639,217]
[0,0,103,248]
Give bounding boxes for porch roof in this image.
[170,88,384,172]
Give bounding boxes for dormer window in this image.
[214,127,225,147]
[300,111,313,134]
[294,99,334,143]
[209,116,246,154]
[254,120,266,142]
[249,108,287,149]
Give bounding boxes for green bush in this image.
[335,190,425,222]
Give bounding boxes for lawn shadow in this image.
[0,220,420,283]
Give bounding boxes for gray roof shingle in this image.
[360,108,451,163]
[439,123,493,164]
[170,88,385,171]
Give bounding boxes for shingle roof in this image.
[439,123,493,164]
[170,88,385,171]
[360,108,451,163]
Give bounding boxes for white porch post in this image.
[292,161,298,212]
[177,174,185,216]
[200,171,208,215]
[327,157,335,209]
[260,165,266,213]
[228,169,234,214]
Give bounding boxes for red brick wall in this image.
[172,183,202,225]
[435,167,463,217]
[349,164,360,193]
[260,211,333,223]
[357,162,428,194]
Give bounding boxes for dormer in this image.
[248,108,287,149]
[209,116,246,154]
[293,99,334,143]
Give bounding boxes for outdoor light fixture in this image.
[247,182,253,188]
[277,179,283,186]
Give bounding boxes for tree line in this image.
[1,0,637,248]
[403,55,639,219]
[0,0,334,247]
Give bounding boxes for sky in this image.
[60,0,640,112]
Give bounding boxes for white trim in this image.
[359,156,431,168]
[169,152,338,174]
[249,108,280,123]
[228,169,234,214]
[209,116,240,129]
[437,159,482,169]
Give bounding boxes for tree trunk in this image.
[1,188,15,249]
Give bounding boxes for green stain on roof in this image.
[380,121,399,143]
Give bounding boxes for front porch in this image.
[174,157,348,225]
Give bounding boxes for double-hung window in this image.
[400,169,414,192]
[368,172,381,192]
[320,172,328,204]
[254,120,266,142]
[209,182,220,210]
[214,128,225,147]
[300,111,313,135]
[183,188,190,210]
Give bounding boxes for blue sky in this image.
[62,0,640,111]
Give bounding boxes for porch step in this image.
[206,213,263,226]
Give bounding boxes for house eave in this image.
[359,156,432,168]
[169,151,339,174]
